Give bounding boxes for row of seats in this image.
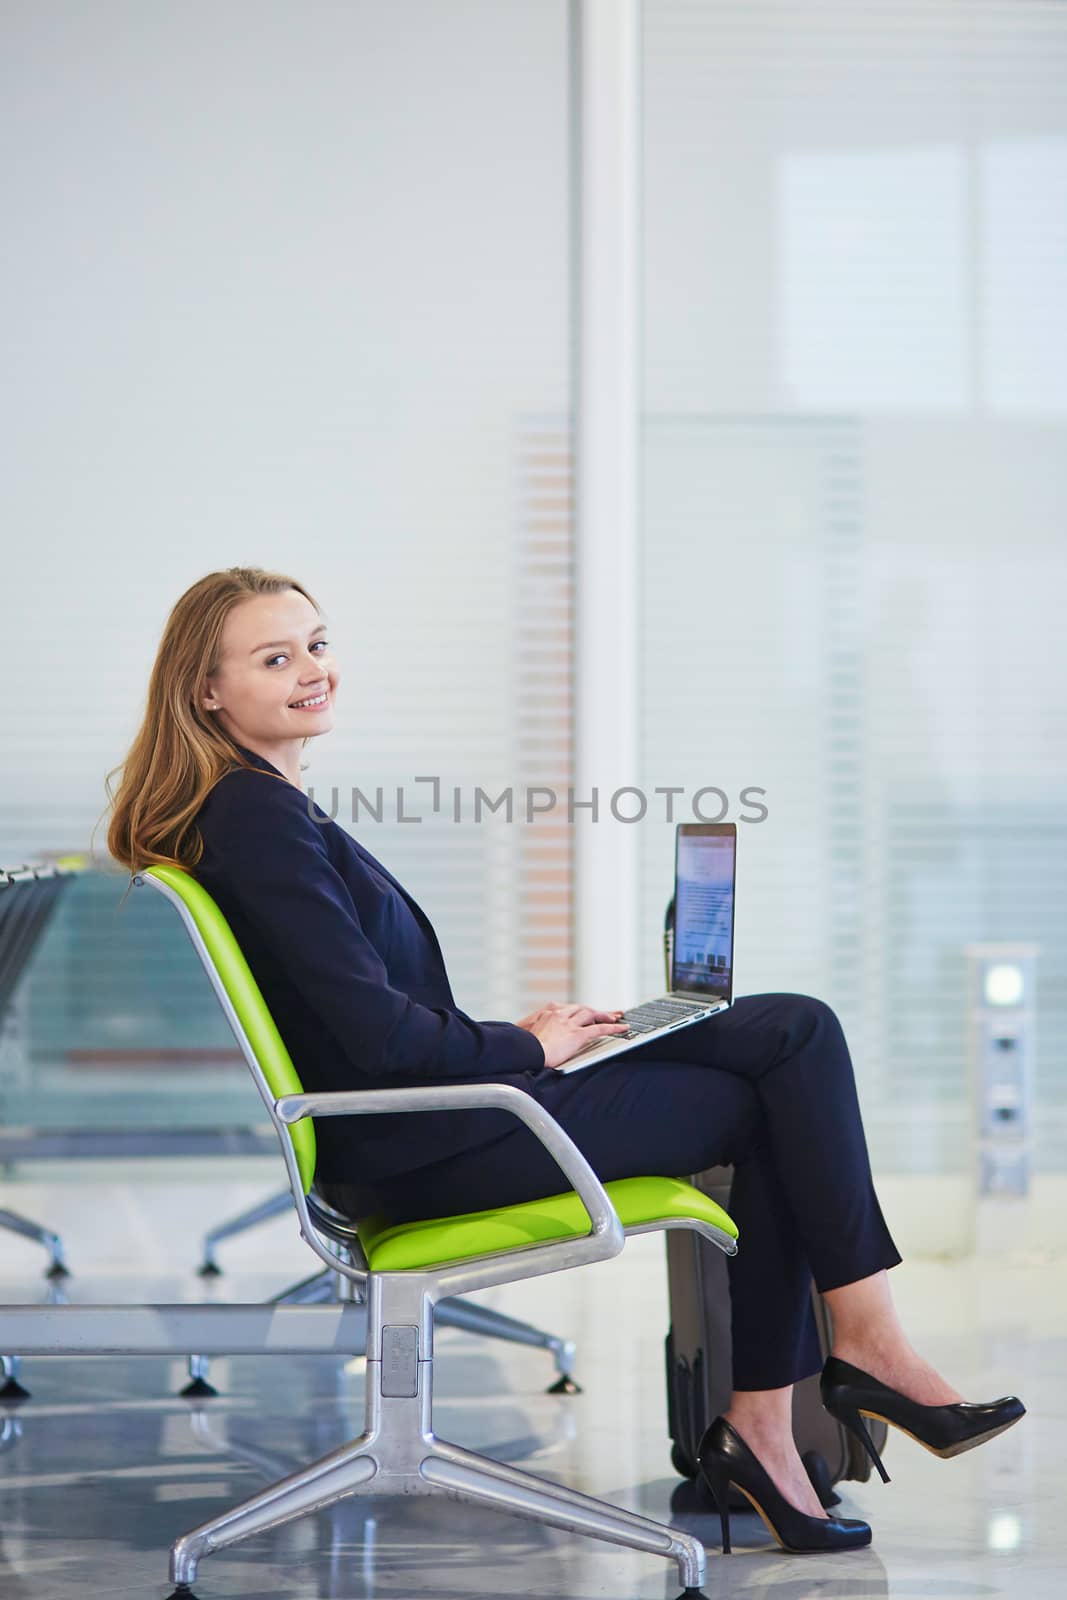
[1,858,740,1598]
[0,858,86,1288]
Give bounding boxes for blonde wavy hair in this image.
[103,566,321,874]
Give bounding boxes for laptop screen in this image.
[672,823,736,1001]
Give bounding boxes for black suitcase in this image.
[662,898,886,1507]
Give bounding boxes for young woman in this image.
[107,566,1024,1556]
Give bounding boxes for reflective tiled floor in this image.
[0,1174,1059,1599]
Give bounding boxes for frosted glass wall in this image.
[1,1,572,1124]
[639,0,1067,1174]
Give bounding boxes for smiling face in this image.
[201,588,340,783]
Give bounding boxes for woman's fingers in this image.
[514,1002,626,1038]
[570,1006,608,1026]
[564,1004,627,1025]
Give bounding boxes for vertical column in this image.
[573,0,639,1005]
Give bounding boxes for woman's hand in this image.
[514,1000,629,1070]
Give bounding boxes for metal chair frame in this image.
[135,870,735,1599]
[196,1185,579,1386]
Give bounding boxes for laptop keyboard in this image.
[566,996,714,1061]
[614,996,711,1039]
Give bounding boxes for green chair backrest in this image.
[144,863,317,1194]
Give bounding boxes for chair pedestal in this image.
[169,1275,707,1595]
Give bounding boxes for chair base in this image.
[436,1293,578,1386]
[0,1207,69,1278]
[197,1189,292,1275]
[168,1276,705,1593]
[170,1425,706,1592]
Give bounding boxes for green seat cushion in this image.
[357,1174,738,1272]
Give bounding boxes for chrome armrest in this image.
[274,1082,625,1263]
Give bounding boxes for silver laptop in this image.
[560,822,736,1072]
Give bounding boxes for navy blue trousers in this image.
[335,994,902,1390]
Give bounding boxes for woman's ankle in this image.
[829,1339,964,1405]
[723,1390,793,1448]
[830,1334,899,1374]
[720,1405,828,1519]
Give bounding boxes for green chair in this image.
[138,863,739,1599]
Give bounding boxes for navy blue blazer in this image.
[193,744,548,1188]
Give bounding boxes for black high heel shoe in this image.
[821,1355,1026,1484]
[696,1417,872,1555]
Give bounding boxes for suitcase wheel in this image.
[802,1449,842,1509]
